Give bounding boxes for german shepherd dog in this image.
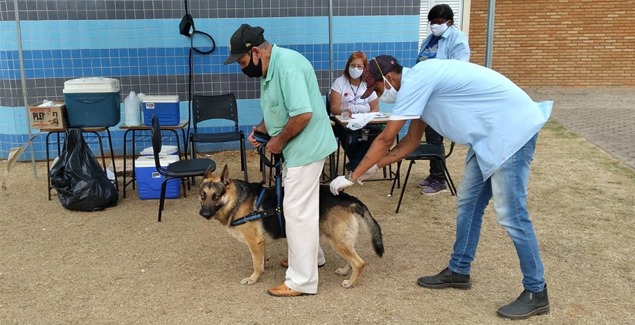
[199,164,384,288]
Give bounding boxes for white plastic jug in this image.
[124,91,141,126]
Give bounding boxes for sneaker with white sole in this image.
[421,179,449,195]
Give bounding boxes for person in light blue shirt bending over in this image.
[417,4,470,195]
[330,55,553,320]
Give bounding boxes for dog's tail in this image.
[354,202,384,257]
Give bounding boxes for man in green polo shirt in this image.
[224,24,337,297]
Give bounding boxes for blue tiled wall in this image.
[1,2,421,161]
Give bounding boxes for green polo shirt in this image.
[260,45,337,167]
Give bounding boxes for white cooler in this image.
[139,145,179,156]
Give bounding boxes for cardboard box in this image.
[29,100,68,130]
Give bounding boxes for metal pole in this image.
[328,0,334,83]
[484,0,496,68]
[14,0,37,178]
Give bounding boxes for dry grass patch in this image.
[1,118,634,324]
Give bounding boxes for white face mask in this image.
[349,67,363,79]
[430,23,449,37]
[379,77,398,104]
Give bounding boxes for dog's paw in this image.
[240,277,258,285]
[341,279,354,288]
[335,267,350,276]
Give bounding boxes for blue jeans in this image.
[449,133,546,292]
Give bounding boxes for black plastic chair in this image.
[389,142,457,213]
[190,93,248,181]
[151,115,215,222]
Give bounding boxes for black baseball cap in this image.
[360,55,400,99]
[223,24,266,65]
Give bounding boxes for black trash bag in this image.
[50,129,118,211]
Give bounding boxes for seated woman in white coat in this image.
[328,51,380,172]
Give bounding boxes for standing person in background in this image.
[329,51,380,172]
[224,24,337,297]
[417,4,470,195]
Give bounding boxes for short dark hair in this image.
[428,4,454,23]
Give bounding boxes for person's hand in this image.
[329,176,355,195]
[266,136,284,154]
[355,164,378,185]
[248,126,260,148]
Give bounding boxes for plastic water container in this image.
[124,91,142,126]
[135,155,181,200]
[63,77,121,127]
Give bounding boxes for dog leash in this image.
[229,162,284,237]
[230,133,286,238]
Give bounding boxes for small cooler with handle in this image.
[63,77,121,127]
[142,95,180,126]
[135,155,181,200]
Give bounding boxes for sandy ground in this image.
[1,88,634,324]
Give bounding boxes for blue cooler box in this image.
[63,77,121,127]
[135,155,181,200]
[142,95,180,126]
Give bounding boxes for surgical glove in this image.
[330,176,354,195]
[356,164,378,185]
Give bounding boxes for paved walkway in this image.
[527,87,635,170]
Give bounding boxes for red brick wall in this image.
[469,0,635,87]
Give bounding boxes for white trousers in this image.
[282,159,324,294]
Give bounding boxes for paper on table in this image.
[346,113,376,130]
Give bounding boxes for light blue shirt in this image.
[260,45,337,168]
[418,26,470,62]
[390,60,553,179]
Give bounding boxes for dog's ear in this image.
[221,164,230,185]
[204,165,214,179]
